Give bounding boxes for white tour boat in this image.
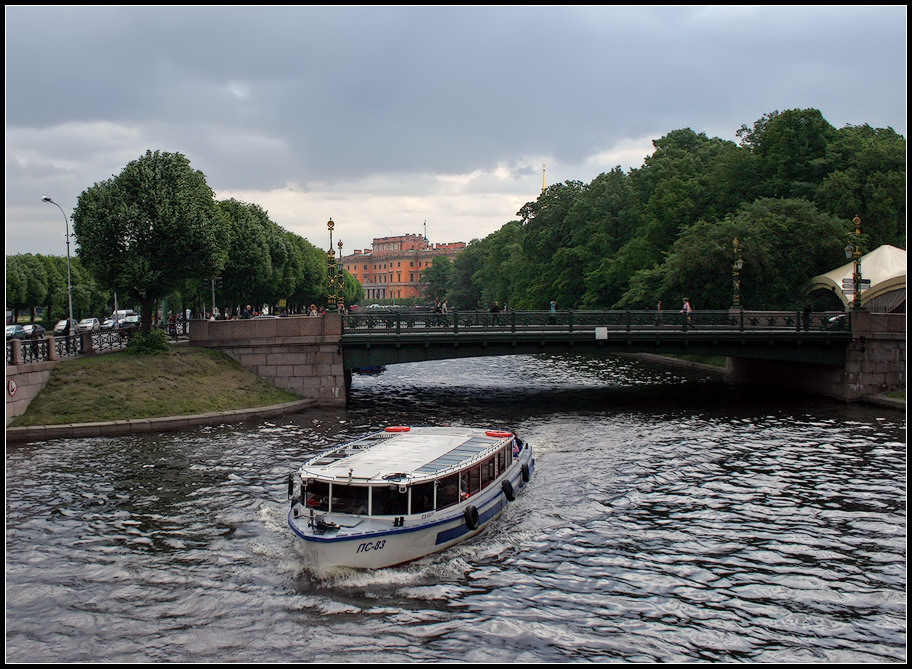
[287,425,534,570]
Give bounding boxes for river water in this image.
[5,354,906,663]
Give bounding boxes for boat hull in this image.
[288,447,534,570]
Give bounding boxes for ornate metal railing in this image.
[6,320,192,365]
[342,309,851,334]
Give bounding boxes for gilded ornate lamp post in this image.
[336,239,344,311]
[327,218,337,310]
[844,215,864,310]
[731,237,744,309]
[41,196,75,336]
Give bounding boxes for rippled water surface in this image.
[5,354,906,662]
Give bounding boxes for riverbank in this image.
[6,347,311,443]
[7,350,903,445]
[5,398,315,444]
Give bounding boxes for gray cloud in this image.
[6,5,906,257]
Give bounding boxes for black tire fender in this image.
[502,479,516,501]
[464,505,480,530]
[521,463,531,483]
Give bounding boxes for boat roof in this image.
[299,426,514,484]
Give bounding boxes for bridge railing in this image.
[342,310,851,334]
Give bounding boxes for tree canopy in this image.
[428,108,904,312]
[72,150,228,329]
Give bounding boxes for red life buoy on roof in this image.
[385,426,411,432]
[485,430,513,438]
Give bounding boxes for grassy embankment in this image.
[11,347,301,426]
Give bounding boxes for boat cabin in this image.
[298,427,517,517]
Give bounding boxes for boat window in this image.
[411,481,434,514]
[304,480,330,511]
[496,447,506,475]
[467,466,480,496]
[331,483,368,514]
[480,456,495,488]
[436,474,459,510]
[372,484,409,516]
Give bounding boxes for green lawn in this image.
[11,347,300,426]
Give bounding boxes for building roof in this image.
[807,245,906,312]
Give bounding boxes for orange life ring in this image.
[385,426,411,432]
[485,430,513,438]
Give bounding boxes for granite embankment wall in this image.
[188,314,347,406]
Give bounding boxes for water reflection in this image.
[6,354,905,662]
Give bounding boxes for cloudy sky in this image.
[6,6,906,258]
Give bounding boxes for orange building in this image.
[342,234,466,301]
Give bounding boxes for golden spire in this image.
[542,164,546,192]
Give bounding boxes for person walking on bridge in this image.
[681,297,694,328]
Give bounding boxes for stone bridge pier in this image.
[729,312,905,401]
[189,314,346,407]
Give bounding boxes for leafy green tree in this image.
[286,232,331,311]
[37,255,68,322]
[72,150,227,330]
[7,254,48,322]
[737,108,837,200]
[816,124,906,248]
[421,255,454,302]
[447,242,485,310]
[624,198,850,311]
[470,221,530,309]
[341,270,364,306]
[517,180,585,308]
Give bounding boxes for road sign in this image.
[842,279,872,289]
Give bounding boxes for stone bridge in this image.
[186,310,904,406]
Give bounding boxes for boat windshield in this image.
[372,484,409,516]
[304,480,330,511]
[332,484,368,514]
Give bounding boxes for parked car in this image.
[826,313,848,330]
[119,316,141,332]
[101,318,115,331]
[53,318,77,335]
[6,324,27,340]
[77,318,101,332]
[22,324,47,338]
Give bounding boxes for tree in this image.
[622,198,850,310]
[737,108,837,199]
[72,150,227,330]
[421,255,454,302]
[816,124,906,248]
[6,254,48,322]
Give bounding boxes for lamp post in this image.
[844,215,864,310]
[327,218,337,310]
[731,237,744,309]
[336,239,344,311]
[41,196,75,337]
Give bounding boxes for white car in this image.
[77,318,101,332]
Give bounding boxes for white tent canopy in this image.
[807,245,906,312]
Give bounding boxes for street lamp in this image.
[41,196,75,337]
[732,237,744,309]
[844,215,864,310]
[327,218,337,310]
[336,239,344,311]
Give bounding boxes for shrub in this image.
[125,328,170,355]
